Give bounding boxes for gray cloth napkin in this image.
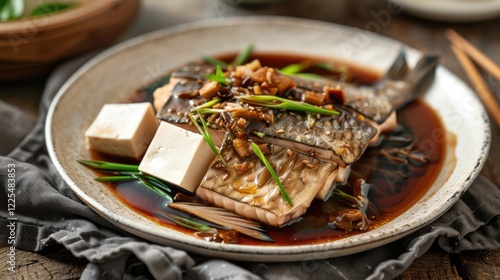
[1,55,499,280]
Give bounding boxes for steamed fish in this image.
[197,134,339,227]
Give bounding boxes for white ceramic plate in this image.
[46,16,490,262]
[393,0,500,22]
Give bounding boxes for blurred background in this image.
[1,0,499,179]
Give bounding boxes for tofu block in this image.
[139,121,216,193]
[85,102,158,160]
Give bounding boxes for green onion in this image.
[78,159,172,201]
[295,73,324,80]
[203,56,228,67]
[190,98,221,112]
[142,175,173,193]
[279,62,311,75]
[31,2,74,17]
[94,176,135,182]
[235,95,339,116]
[160,213,212,232]
[279,61,348,79]
[77,160,139,172]
[135,175,172,200]
[205,65,229,85]
[203,44,253,68]
[251,131,266,138]
[232,44,254,66]
[332,188,363,208]
[316,62,349,74]
[250,142,293,206]
[196,108,225,114]
[188,112,227,166]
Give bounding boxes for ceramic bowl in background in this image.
[0,0,140,80]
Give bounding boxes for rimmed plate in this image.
[393,0,500,22]
[45,16,490,262]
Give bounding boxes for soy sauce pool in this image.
[97,53,447,246]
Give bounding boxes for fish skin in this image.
[155,62,216,123]
[197,134,338,227]
[291,76,394,124]
[254,107,377,166]
[156,81,202,124]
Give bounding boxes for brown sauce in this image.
[95,53,446,246]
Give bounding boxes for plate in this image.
[393,0,500,22]
[45,16,490,261]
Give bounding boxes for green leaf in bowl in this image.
[0,0,24,22]
[31,2,74,17]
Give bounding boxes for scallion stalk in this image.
[235,95,339,116]
[233,44,254,66]
[250,142,293,206]
[188,112,227,166]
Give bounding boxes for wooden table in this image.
[1,0,499,279]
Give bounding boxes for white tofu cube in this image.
[139,121,216,193]
[85,102,158,160]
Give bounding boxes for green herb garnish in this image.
[205,65,229,85]
[77,160,139,172]
[279,61,348,79]
[250,142,293,206]
[316,62,349,74]
[203,43,253,68]
[295,73,324,80]
[94,176,135,182]
[188,112,227,166]
[78,160,172,201]
[279,62,311,75]
[135,175,171,200]
[31,2,74,17]
[232,44,254,66]
[235,95,339,116]
[203,56,228,67]
[160,213,212,232]
[190,98,221,112]
[332,188,363,208]
[251,131,266,138]
[0,0,24,22]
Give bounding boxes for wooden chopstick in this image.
[445,29,500,81]
[450,44,500,128]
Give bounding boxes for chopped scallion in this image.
[279,62,311,75]
[77,160,139,172]
[78,159,172,201]
[203,56,228,67]
[205,65,229,85]
[250,142,293,206]
[160,213,213,232]
[235,95,339,116]
[190,98,221,112]
[188,112,227,166]
[233,44,254,66]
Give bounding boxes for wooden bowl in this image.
[0,0,140,80]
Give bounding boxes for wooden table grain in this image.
[1,0,499,279]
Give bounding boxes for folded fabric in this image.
[1,55,499,280]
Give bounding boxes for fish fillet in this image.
[197,135,338,227]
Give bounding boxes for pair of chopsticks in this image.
[446,29,500,128]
